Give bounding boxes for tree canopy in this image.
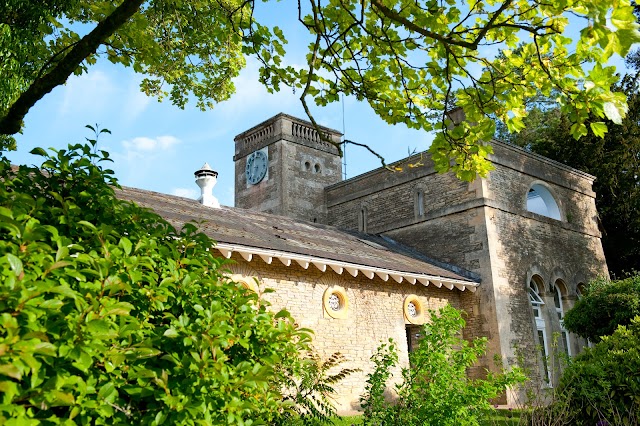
[1,0,639,179]
[563,276,640,342]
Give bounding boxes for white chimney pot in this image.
[194,163,220,208]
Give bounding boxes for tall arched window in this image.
[529,277,550,382]
[358,207,368,233]
[554,281,571,357]
[415,190,425,218]
[527,184,561,220]
[576,283,593,348]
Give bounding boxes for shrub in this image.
[0,142,312,424]
[557,316,640,425]
[360,305,526,426]
[274,351,360,426]
[563,275,640,342]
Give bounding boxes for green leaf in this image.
[5,253,23,277]
[29,147,48,157]
[590,122,608,138]
[49,390,75,406]
[77,220,97,231]
[604,102,626,125]
[119,237,132,255]
[125,348,161,359]
[163,328,179,338]
[40,299,64,310]
[98,382,117,403]
[611,6,638,30]
[71,350,92,372]
[33,342,57,357]
[0,364,22,380]
[87,319,116,339]
[104,302,134,316]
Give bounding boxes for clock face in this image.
[245,150,268,185]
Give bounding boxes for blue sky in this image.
[4,2,630,207]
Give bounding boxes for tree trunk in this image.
[0,0,146,135]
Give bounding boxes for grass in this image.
[326,409,523,425]
[480,409,523,425]
[288,409,523,425]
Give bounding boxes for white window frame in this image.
[530,279,551,383]
[554,283,572,357]
[526,184,561,220]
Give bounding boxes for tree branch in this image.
[370,0,477,49]
[0,0,145,135]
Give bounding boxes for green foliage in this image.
[262,0,639,179]
[1,0,639,178]
[359,339,399,425]
[557,316,640,425]
[563,275,640,342]
[0,141,313,424]
[496,74,640,277]
[359,305,526,426]
[274,351,360,426]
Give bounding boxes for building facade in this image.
[122,113,607,413]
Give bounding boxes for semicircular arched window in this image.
[529,277,551,383]
[554,280,571,357]
[527,184,561,220]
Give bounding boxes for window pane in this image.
[538,330,549,381]
[562,331,570,357]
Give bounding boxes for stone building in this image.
[120,113,607,412]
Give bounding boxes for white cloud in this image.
[171,188,198,199]
[121,81,151,123]
[121,135,181,153]
[59,70,115,117]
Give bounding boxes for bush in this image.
[557,316,640,425]
[274,352,360,426]
[563,275,640,342]
[360,305,526,426]
[0,142,312,424]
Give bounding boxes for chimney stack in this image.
[194,163,220,208]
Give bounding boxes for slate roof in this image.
[117,186,477,283]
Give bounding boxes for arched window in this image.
[415,190,425,218]
[527,184,561,220]
[529,277,550,382]
[576,283,587,298]
[576,283,594,348]
[358,207,368,233]
[554,281,571,357]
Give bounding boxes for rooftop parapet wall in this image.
[233,113,343,160]
[327,140,596,206]
[488,140,596,197]
[326,139,601,238]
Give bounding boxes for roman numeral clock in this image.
[245,150,268,185]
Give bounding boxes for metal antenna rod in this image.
[342,93,347,180]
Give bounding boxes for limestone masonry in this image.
[122,113,607,413]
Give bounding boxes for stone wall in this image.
[223,253,462,414]
[326,155,480,233]
[483,142,607,386]
[324,140,609,400]
[234,114,343,223]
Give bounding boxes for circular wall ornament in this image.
[328,293,341,311]
[323,286,349,319]
[407,301,418,317]
[227,273,260,293]
[245,150,268,185]
[403,295,425,324]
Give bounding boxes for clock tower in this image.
[233,113,343,223]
